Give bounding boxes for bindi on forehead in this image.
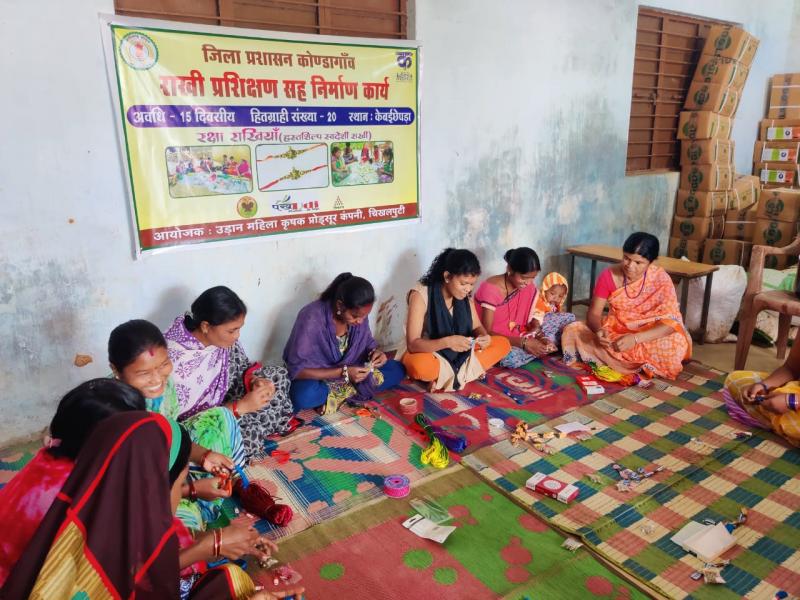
[148,347,155,356]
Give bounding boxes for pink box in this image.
[526,472,580,504]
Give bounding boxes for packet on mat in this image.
[409,496,452,524]
[402,514,456,543]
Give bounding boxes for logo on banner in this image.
[396,51,413,69]
[237,196,258,218]
[333,196,344,210]
[271,195,319,213]
[119,32,158,70]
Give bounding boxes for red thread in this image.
[234,479,293,526]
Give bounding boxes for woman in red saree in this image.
[561,232,691,379]
[1,411,300,600]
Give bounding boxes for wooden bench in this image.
[565,244,719,344]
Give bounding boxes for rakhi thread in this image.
[383,474,410,498]
[257,143,326,162]
[234,479,293,526]
[259,164,328,191]
[414,414,450,468]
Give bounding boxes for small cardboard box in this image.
[768,74,800,119]
[723,207,758,240]
[756,188,800,223]
[759,118,800,141]
[753,141,800,163]
[668,237,703,262]
[678,111,732,140]
[694,54,750,90]
[755,162,799,187]
[672,215,724,241]
[684,81,740,117]
[729,174,760,211]
[680,163,733,192]
[701,25,759,67]
[753,218,799,248]
[525,472,579,504]
[680,139,734,165]
[675,188,728,217]
[702,239,752,267]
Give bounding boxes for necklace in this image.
[504,274,522,332]
[622,270,647,299]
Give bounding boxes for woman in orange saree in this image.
[561,232,691,379]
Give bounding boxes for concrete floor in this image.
[692,340,784,374]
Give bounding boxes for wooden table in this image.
[565,244,719,344]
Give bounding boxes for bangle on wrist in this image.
[231,400,241,419]
[212,529,222,558]
[199,449,212,468]
[788,393,798,411]
[188,479,198,502]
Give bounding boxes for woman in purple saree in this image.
[283,273,405,414]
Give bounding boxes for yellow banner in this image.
[106,21,419,252]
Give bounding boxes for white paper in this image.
[402,514,456,543]
[555,421,592,434]
[683,523,736,563]
[671,521,708,550]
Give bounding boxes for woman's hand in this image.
[202,450,234,475]
[596,329,613,348]
[611,334,637,353]
[348,365,371,384]
[742,382,768,404]
[762,393,791,414]
[218,518,260,560]
[525,318,541,334]
[250,585,305,600]
[475,335,491,350]
[192,476,233,500]
[524,337,552,357]
[447,335,472,352]
[368,349,388,368]
[237,383,274,414]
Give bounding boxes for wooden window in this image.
[626,7,733,174]
[114,0,409,39]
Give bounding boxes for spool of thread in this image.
[383,474,411,498]
[399,397,418,415]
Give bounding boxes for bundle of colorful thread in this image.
[232,467,293,526]
[585,362,641,387]
[413,414,467,468]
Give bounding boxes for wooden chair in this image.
[734,236,800,370]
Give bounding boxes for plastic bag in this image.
[684,264,746,343]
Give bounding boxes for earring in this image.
[336,310,342,316]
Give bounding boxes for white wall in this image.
[1,0,798,441]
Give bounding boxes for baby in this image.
[525,273,576,351]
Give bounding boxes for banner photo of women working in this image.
[101,16,420,254]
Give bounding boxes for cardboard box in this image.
[680,163,733,192]
[701,25,759,67]
[684,81,740,117]
[678,111,732,140]
[768,74,800,119]
[756,188,800,223]
[763,254,797,270]
[753,218,798,248]
[675,188,728,217]
[525,473,580,504]
[702,239,752,267]
[759,118,800,141]
[680,139,734,165]
[753,141,800,163]
[755,162,799,187]
[672,215,724,241]
[729,174,760,211]
[694,54,750,90]
[723,207,757,240]
[668,237,703,262]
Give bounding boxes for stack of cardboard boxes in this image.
[754,73,800,189]
[746,74,800,270]
[670,25,760,267]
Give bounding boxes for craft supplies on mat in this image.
[401,513,457,543]
[462,361,800,599]
[525,472,579,504]
[409,495,451,524]
[398,397,418,415]
[383,474,411,498]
